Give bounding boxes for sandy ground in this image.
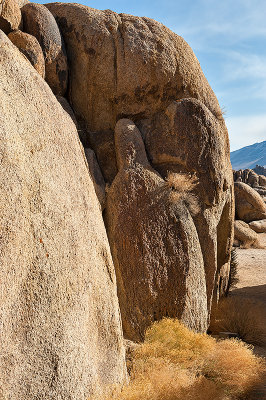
[232,233,266,399]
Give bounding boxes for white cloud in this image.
[226,114,266,151]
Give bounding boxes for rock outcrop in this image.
[0,0,22,33]
[234,182,266,223]
[46,2,222,182]
[8,30,45,77]
[0,31,126,400]
[249,219,266,233]
[234,220,259,248]
[21,3,68,95]
[45,2,234,319]
[106,119,208,340]
[139,99,234,314]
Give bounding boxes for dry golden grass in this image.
[165,172,200,215]
[90,319,265,400]
[210,296,266,346]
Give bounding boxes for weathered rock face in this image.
[234,220,259,248]
[249,219,266,233]
[139,99,234,313]
[235,182,266,223]
[43,2,233,332]
[8,30,45,78]
[46,2,222,182]
[21,3,68,95]
[0,31,126,400]
[0,0,22,34]
[106,119,208,341]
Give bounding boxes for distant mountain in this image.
[230,141,266,170]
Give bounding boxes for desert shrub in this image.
[165,172,200,215]
[91,318,264,400]
[226,248,239,294]
[210,296,266,346]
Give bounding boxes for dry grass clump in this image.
[210,296,266,346]
[91,319,264,400]
[165,172,200,215]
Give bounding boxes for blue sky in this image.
[41,0,266,151]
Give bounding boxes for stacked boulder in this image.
[233,171,266,247]
[0,2,234,398]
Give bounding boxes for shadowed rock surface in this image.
[106,119,208,341]
[0,31,126,400]
[8,30,45,77]
[21,2,68,95]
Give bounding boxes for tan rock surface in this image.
[8,30,45,77]
[139,98,234,312]
[46,2,222,182]
[234,220,259,248]
[21,2,68,95]
[259,175,266,187]
[106,119,208,341]
[0,0,22,34]
[0,31,126,400]
[249,219,266,234]
[235,182,266,223]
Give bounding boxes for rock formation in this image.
[8,30,45,77]
[21,3,68,95]
[45,2,234,330]
[106,119,208,340]
[0,0,235,393]
[249,219,266,233]
[0,0,22,34]
[45,2,223,182]
[0,31,126,400]
[234,182,266,223]
[234,220,259,248]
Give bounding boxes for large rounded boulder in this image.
[45,2,234,325]
[8,30,45,78]
[0,31,126,400]
[46,2,223,182]
[234,220,259,248]
[235,182,266,222]
[106,119,208,341]
[21,3,68,95]
[139,99,234,312]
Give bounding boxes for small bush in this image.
[210,296,266,346]
[92,319,265,400]
[165,172,200,215]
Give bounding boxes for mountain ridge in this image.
[230,141,266,170]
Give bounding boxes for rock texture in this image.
[106,119,208,341]
[234,220,259,248]
[249,219,266,234]
[0,0,22,33]
[139,99,234,313]
[21,3,68,95]
[8,30,45,78]
[235,182,266,223]
[45,2,222,182]
[0,31,126,400]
